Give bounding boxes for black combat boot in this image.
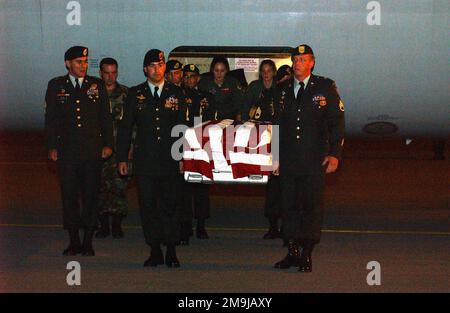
[196,219,209,239]
[165,245,180,268]
[298,242,314,272]
[111,215,124,239]
[63,227,82,256]
[263,218,281,239]
[81,229,95,256]
[95,214,110,238]
[274,240,300,269]
[144,244,164,267]
[180,221,193,245]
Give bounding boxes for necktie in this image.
[75,78,81,92]
[153,86,159,100]
[296,81,305,100]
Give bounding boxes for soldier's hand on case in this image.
[322,156,339,173]
[272,160,280,176]
[48,149,58,161]
[179,161,184,173]
[118,162,128,176]
[102,147,113,159]
[128,148,134,160]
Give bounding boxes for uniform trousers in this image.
[264,175,282,220]
[57,160,102,230]
[281,171,325,245]
[136,173,180,246]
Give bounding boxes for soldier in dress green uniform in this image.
[273,44,345,272]
[44,46,113,256]
[117,49,187,268]
[165,59,184,87]
[178,64,216,243]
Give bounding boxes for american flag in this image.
[183,119,273,182]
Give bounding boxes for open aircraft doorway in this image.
[169,46,293,85]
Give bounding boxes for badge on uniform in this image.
[200,97,209,109]
[136,94,146,101]
[165,96,179,111]
[312,94,327,107]
[136,94,146,110]
[185,98,193,105]
[87,83,99,99]
[57,88,70,102]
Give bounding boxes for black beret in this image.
[143,49,165,67]
[182,64,200,75]
[291,44,314,58]
[276,65,292,82]
[166,60,183,73]
[64,46,88,61]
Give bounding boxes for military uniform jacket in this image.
[44,74,114,162]
[244,79,277,122]
[183,87,216,127]
[109,83,129,148]
[198,75,244,120]
[116,81,186,175]
[275,74,345,174]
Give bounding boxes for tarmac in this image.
[0,133,448,292]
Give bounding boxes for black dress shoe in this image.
[81,230,95,256]
[165,246,181,268]
[298,255,312,272]
[144,254,164,267]
[263,229,281,239]
[111,215,124,239]
[165,254,181,268]
[63,227,82,255]
[144,248,164,267]
[95,214,110,238]
[63,244,82,256]
[180,238,190,245]
[196,219,209,239]
[82,245,95,256]
[274,241,300,269]
[274,254,300,269]
[298,248,313,272]
[196,229,209,239]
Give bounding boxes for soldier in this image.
[165,60,184,87]
[179,64,216,243]
[276,64,293,85]
[45,46,113,256]
[117,49,186,268]
[244,60,283,240]
[96,57,130,239]
[273,44,345,272]
[198,56,244,120]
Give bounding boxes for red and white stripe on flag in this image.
[183,119,273,180]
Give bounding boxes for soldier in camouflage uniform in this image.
[96,58,131,239]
